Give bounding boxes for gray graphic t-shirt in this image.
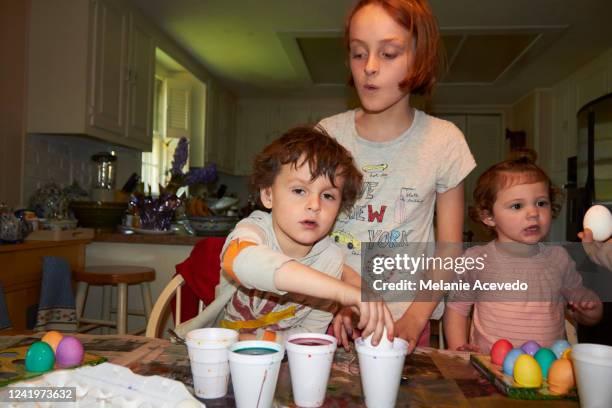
[319,109,476,319]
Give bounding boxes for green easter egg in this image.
[534,347,557,379]
[25,341,55,372]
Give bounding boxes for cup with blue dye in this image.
[286,333,337,407]
[185,328,239,399]
[228,340,284,408]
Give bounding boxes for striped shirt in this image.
[447,241,585,353]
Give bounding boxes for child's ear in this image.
[260,187,273,210]
[481,211,496,228]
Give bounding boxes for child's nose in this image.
[526,206,539,218]
[365,55,379,75]
[307,196,321,212]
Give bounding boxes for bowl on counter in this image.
[188,216,238,236]
[70,201,128,232]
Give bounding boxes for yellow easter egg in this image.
[513,354,543,388]
[548,358,575,395]
[41,330,64,353]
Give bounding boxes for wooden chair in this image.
[75,265,155,335]
[145,275,204,338]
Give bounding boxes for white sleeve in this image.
[222,223,293,295]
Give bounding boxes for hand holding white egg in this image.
[364,328,393,350]
[583,205,612,242]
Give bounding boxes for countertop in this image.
[93,231,205,245]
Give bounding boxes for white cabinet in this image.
[205,85,237,173]
[27,0,154,151]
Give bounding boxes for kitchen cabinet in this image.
[233,97,346,175]
[205,84,237,173]
[0,240,89,332]
[27,0,154,151]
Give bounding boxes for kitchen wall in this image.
[23,134,141,205]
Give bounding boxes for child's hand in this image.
[567,297,603,326]
[353,300,394,346]
[456,343,481,353]
[332,307,355,351]
[565,287,603,326]
[579,228,612,271]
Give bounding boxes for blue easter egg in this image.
[551,339,570,358]
[502,348,526,376]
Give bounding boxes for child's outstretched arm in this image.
[223,235,393,344]
[274,260,394,345]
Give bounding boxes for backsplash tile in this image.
[24,134,141,204]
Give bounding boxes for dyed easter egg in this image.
[41,330,63,353]
[551,339,571,359]
[364,328,393,350]
[55,336,84,368]
[514,354,543,387]
[490,339,513,365]
[561,348,572,359]
[25,341,55,372]
[502,348,525,376]
[521,340,541,356]
[534,348,557,379]
[548,358,575,395]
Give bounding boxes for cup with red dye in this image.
[286,333,337,407]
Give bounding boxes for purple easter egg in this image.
[55,336,84,368]
[520,340,541,356]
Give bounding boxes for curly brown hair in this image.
[469,150,563,235]
[250,126,363,214]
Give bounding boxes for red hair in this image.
[345,0,444,96]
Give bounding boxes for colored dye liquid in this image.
[289,338,333,346]
[234,347,277,355]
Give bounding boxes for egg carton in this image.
[0,362,205,408]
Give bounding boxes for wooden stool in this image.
[75,265,155,335]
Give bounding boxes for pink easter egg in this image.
[55,336,84,368]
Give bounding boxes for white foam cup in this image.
[572,343,612,408]
[228,340,284,408]
[185,328,239,399]
[355,337,409,408]
[286,333,337,407]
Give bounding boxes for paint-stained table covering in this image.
[0,334,578,407]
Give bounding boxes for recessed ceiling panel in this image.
[445,34,538,83]
[297,37,349,84]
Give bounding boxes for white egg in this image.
[364,328,393,350]
[583,205,612,241]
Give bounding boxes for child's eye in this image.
[292,188,305,196]
[350,49,367,60]
[381,52,397,59]
[322,193,336,201]
[510,203,522,210]
[537,200,549,207]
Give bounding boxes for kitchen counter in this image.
[94,231,204,246]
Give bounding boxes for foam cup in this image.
[286,333,337,407]
[185,328,238,399]
[229,340,284,408]
[355,337,408,408]
[572,343,612,408]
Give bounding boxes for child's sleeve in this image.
[221,223,293,296]
[436,123,477,193]
[446,248,478,317]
